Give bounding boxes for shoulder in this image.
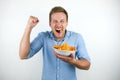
[38,31,51,37]
[67,31,84,43]
[68,30,82,38]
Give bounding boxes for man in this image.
[19,6,91,80]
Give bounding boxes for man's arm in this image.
[70,58,90,70]
[19,16,39,59]
[54,53,90,70]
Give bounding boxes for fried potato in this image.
[53,42,76,51]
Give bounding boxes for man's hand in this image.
[54,51,91,70]
[26,16,39,29]
[54,51,74,63]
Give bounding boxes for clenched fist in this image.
[26,16,39,29]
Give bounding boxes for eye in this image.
[52,20,57,23]
[60,20,64,23]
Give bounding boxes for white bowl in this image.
[53,48,76,56]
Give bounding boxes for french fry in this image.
[60,29,62,33]
[53,45,60,49]
[53,42,76,51]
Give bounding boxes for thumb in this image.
[69,54,74,58]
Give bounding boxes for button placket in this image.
[56,58,60,80]
[55,40,64,80]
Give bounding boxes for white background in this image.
[0,0,120,80]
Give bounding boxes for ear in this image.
[66,21,68,27]
[49,22,51,27]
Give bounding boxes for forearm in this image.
[70,59,90,70]
[55,53,91,70]
[19,16,39,59]
[19,27,32,59]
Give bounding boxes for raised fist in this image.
[27,16,39,29]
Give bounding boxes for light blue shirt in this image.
[27,30,90,80]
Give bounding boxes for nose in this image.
[56,22,62,28]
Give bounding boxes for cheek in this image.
[66,22,68,27]
[63,23,68,28]
[50,22,55,26]
[50,23,54,28]
[50,25,56,31]
[51,24,57,29]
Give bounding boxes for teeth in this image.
[56,28,60,30]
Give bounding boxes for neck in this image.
[55,30,66,41]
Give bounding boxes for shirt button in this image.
[57,58,59,61]
[57,75,59,78]
[57,67,59,70]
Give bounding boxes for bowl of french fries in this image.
[53,42,76,56]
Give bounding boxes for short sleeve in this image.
[27,32,44,59]
[75,34,91,62]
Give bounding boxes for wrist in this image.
[25,25,33,31]
[69,58,76,65]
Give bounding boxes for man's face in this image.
[50,12,68,40]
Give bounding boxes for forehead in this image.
[51,12,67,20]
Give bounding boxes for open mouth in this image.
[56,29,62,33]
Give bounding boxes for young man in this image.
[19,6,91,80]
